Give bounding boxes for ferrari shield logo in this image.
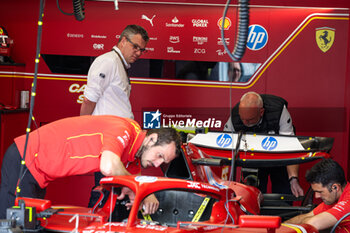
[316,27,335,52]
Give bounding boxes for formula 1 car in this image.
[10,174,318,233]
[12,175,319,233]
[186,132,333,218]
[5,132,332,233]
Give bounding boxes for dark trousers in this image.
[88,171,105,208]
[0,143,45,219]
[258,166,292,195]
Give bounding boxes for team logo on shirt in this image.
[143,109,161,129]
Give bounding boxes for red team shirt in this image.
[313,183,350,233]
[14,115,146,188]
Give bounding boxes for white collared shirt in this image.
[84,46,133,119]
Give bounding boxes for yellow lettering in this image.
[78,84,86,93]
[69,84,86,93]
[77,94,84,104]
[69,83,80,93]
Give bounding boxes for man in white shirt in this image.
[80,25,149,219]
[80,24,149,118]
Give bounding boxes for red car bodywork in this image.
[15,133,331,233]
[18,175,317,233]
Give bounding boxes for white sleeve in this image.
[84,55,113,102]
[279,105,294,135]
[223,116,236,132]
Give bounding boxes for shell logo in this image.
[217,17,232,30]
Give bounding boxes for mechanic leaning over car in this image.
[0,115,181,219]
[285,159,350,233]
[224,91,304,197]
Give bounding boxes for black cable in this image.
[16,0,45,199]
[330,212,350,233]
[57,0,86,21]
[16,0,85,202]
[230,130,244,181]
[56,0,74,15]
[221,1,249,230]
[221,0,249,62]
[73,0,85,21]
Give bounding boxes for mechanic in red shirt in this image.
[285,159,350,233]
[0,115,181,219]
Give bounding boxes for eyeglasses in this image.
[125,36,147,53]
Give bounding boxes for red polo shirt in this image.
[313,182,350,233]
[14,115,145,188]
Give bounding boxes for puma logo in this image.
[141,14,156,27]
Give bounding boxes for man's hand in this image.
[117,187,135,210]
[290,178,304,197]
[287,165,303,197]
[141,194,159,215]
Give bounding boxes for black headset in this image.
[328,184,337,192]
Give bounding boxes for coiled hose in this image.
[221,0,249,61]
[73,0,85,21]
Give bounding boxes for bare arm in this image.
[278,106,303,197]
[285,210,314,225]
[80,97,96,116]
[142,194,159,215]
[100,150,131,177]
[101,151,160,214]
[285,211,337,231]
[100,150,142,211]
[287,164,304,197]
[287,164,299,178]
[306,212,337,231]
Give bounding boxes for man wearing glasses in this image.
[80,25,149,218]
[80,24,149,117]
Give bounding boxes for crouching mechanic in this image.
[285,159,350,233]
[224,91,303,197]
[0,115,181,219]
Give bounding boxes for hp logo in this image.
[247,24,268,50]
[261,137,278,151]
[216,134,232,148]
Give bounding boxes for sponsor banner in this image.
[192,19,209,28]
[41,1,345,63]
[42,2,240,60]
